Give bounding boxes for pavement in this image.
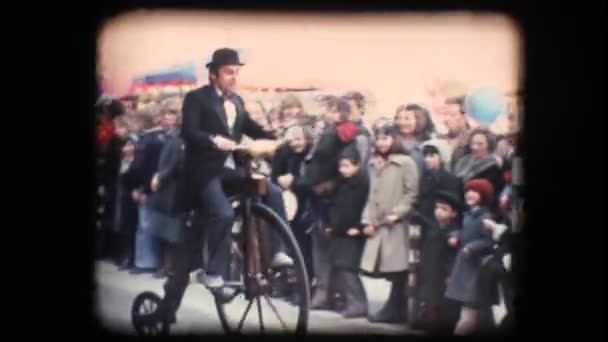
[94,261,422,335]
[95,261,508,335]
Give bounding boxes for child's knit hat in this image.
[421,139,452,166]
[464,178,495,206]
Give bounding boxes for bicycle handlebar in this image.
[233,139,283,158]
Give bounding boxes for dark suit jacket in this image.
[180,84,274,209]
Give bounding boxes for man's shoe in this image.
[341,306,368,319]
[201,273,225,289]
[368,305,405,323]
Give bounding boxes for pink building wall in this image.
[98,10,522,120]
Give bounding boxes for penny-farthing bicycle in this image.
[131,140,311,335]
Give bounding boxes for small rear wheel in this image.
[131,291,170,336]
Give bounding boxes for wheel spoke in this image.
[237,298,255,332]
[263,294,289,332]
[212,203,310,335]
[256,296,265,334]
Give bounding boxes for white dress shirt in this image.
[216,87,237,169]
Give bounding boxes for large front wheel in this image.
[214,202,310,335]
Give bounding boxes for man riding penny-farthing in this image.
[131,48,310,335]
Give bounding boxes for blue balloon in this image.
[465,87,504,123]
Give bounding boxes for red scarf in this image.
[97,119,114,147]
[335,121,358,143]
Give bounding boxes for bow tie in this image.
[221,92,237,104]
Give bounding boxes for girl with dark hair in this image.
[359,120,419,323]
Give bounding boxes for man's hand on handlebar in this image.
[278,174,294,189]
[212,135,237,152]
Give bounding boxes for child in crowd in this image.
[417,139,462,230]
[360,120,419,323]
[324,146,370,318]
[445,178,496,335]
[412,190,462,334]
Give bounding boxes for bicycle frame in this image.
[236,152,273,300]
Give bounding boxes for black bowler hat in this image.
[435,190,464,213]
[339,144,361,164]
[206,48,245,68]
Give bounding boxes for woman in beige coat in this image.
[361,121,419,323]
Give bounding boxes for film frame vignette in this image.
[94,9,523,336]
